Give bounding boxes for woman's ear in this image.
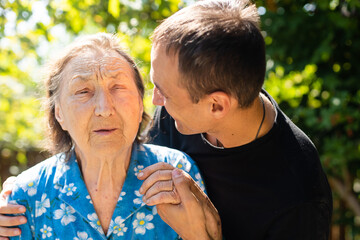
[54,103,67,131]
[208,91,231,119]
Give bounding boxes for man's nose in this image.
[152,87,165,106]
[95,90,114,117]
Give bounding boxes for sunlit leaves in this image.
[265,64,320,108]
[0,80,43,151]
[261,3,360,232]
[108,0,120,18]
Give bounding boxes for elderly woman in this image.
[7,33,204,239]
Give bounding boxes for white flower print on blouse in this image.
[133,190,143,205]
[176,163,184,169]
[35,193,50,217]
[175,157,191,172]
[111,216,128,236]
[132,212,155,235]
[21,181,38,197]
[8,144,204,239]
[86,195,93,204]
[118,191,126,201]
[152,206,157,216]
[53,203,76,226]
[87,213,103,234]
[58,164,70,174]
[73,231,93,240]
[134,165,144,176]
[61,183,77,196]
[40,224,52,239]
[195,172,205,191]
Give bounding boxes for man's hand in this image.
[138,163,222,240]
[0,177,27,239]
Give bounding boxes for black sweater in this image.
[148,91,332,240]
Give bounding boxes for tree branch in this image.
[329,176,360,217]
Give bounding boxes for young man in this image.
[0,0,332,239]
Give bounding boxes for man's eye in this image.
[158,89,167,99]
[156,88,163,96]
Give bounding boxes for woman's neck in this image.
[75,146,132,235]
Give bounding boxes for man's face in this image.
[55,50,143,155]
[150,44,210,135]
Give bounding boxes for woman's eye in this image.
[112,85,125,90]
[76,89,89,95]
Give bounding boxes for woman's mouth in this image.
[93,128,117,135]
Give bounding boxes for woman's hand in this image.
[138,162,179,205]
[138,163,222,240]
[0,177,27,239]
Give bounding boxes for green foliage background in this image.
[0,0,359,238]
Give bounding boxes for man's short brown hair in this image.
[152,0,266,108]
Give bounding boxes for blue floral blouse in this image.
[8,143,205,240]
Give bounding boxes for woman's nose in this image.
[94,90,114,117]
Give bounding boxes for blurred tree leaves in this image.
[260,0,360,237]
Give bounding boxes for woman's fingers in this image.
[142,180,174,201]
[139,169,173,195]
[143,190,181,206]
[137,162,174,180]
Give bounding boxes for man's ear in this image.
[54,103,67,131]
[208,91,231,119]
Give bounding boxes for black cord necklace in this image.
[214,94,266,147]
[254,95,266,140]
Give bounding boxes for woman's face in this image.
[54,50,143,156]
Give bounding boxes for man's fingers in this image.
[171,169,205,209]
[0,204,26,215]
[172,168,219,213]
[144,191,181,206]
[0,226,21,237]
[171,169,222,239]
[172,169,209,205]
[139,169,173,194]
[137,162,174,180]
[0,205,27,239]
[143,180,173,201]
[172,169,194,197]
[0,214,27,226]
[188,179,218,215]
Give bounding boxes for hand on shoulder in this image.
[0,177,27,238]
[138,163,222,240]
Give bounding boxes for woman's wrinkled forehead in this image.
[63,50,134,83]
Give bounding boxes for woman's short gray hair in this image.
[42,33,149,159]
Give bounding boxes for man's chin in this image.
[174,121,198,135]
